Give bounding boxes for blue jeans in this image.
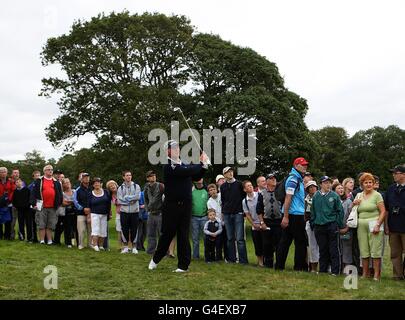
[191,216,208,259]
[224,213,248,264]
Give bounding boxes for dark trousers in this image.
[120,212,139,244]
[314,222,341,275]
[103,221,109,249]
[136,219,147,250]
[221,224,227,261]
[276,214,308,271]
[0,208,12,240]
[153,200,192,271]
[31,208,38,242]
[251,229,264,257]
[351,228,361,273]
[262,221,282,268]
[17,207,33,241]
[54,215,74,246]
[204,235,222,262]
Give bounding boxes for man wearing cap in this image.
[144,170,165,255]
[220,166,248,264]
[276,157,309,271]
[256,173,283,268]
[384,164,405,280]
[310,176,345,275]
[304,180,320,272]
[215,175,225,188]
[74,172,92,249]
[31,165,63,245]
[149,140,209,272]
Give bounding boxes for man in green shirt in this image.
[310,176,345,275]
[191,178,209,259]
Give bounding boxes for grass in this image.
[0,215,404,300]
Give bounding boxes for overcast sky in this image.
[1,0,404,161]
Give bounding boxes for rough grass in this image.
[0,217,403,300]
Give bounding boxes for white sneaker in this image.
[121,247,129,254]
[173,268,188,273]
[93,245,100,252]
[132,248,138,254]
[47,241,53,245]
[78,245,84,250]
[99,247,105,251]
[40,240,45,245]
[67,245,72,248]
[148,259,158,270]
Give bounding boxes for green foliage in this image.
[40,11,315,179]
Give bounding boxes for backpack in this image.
[274,174,300,205]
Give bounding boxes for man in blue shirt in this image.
[275,157,309,271]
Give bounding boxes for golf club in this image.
[173,106,211,166]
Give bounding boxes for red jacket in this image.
[0,178,16,203]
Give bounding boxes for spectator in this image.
[54,178,75,248]
[0,167,14,240]
[342,178,355,200]
[242,180,262,266]
[256,174,283,268]
[384,164,405,280]
[11,169,24,240]
[333,183,353,271]
[276,157,309,271]
[136,191,148,251]
[256,176,266,193]
[28,171,41,243]
[12,178,32,242]
[215,175,225,189]
[143,170,164,255]
[88,178,112,251]
[148,140,208,272]
[32,165,63,245]
[304,180,319,272]
[310,176,345,275]
[353,173,386,280]
[74,172,92,249]
[191,178,208,259]
[203,208,222,262]
[207,183,226,261]
[117,170,141,254]
[106,180,122,251]
[304,172,313,186]
[220,166,248,264]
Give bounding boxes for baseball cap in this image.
[81,173,90,177]
[389,164,405,174]
[265,173,276,180]
[215,174,225,183]
[305,180,318,190]
[293,157,309,166]
[320,176,332,183]
[146,170,156,178]
[222,166,233,175]
[304,172,312,177]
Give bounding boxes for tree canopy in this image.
[40,11,315,179]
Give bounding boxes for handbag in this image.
[346,193,362,228]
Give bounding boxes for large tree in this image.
[41,11,315,180]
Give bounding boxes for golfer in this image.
[148,140,209,272]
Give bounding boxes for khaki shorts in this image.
[36,208,58,230]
